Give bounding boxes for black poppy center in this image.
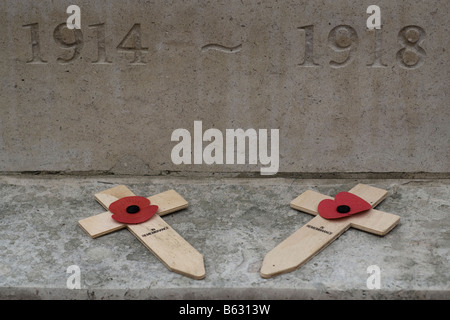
[126,205,140,214]
[336,205,351,214]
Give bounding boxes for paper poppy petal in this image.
[112,205,158,224]
[108,196,150,215]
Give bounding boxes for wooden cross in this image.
[78,185,206,280]
[260,184,400,278]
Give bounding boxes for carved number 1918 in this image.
[298,24,426,69]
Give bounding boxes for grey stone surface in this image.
[1,0,449,175]
[0,175,448,299]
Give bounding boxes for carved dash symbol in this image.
[201,43,242,53]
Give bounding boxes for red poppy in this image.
[318,192,372,219]
[109,196,158,224]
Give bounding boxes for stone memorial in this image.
[1,0,448,176]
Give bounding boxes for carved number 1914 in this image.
[23,22,148,65]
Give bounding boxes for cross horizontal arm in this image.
[290,184,399,235]
[94,185,189,216]
[79,186,188,238]
[78,211,125,238]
